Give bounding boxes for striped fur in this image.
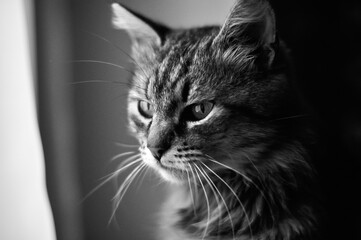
[112,1,318,239]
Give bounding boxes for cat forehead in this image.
[144,29,218,102]
[130,27,259,106]
[156,28,218,73]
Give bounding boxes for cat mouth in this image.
[142,148,207,181]
[155,158,198,181]
[160,159,196,169]
[153,162,188,183]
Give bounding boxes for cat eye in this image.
[184,101,214,121]
[138,100,154,118]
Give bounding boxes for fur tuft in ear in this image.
[111,3,169,46]
[214,0,277,68]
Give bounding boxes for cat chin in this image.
[155,163,191,184]
[141,156,186,184]
[141,149,190,184]
[158,169,185,184]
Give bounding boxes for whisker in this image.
[134,164,149,192]
[105,154,142,197]
[242,154,276,229]
[192,163,211,240]
[82,31,133,62]
[102,157,143,182]
[69,59,148,92]
[114,153,142,170]
[81,157,142,203]
[218,149,270,198]
[204,154,275,228]
[186,166,196,216]
[214,150,268,195]
[113,162,146,203]
[113,142,139,148]
[243,153,264,181]
[69,79,131,86]
[82,30,149,80]
[69,78,147,93]
[109,162,146,223]
[110,151,135,162]
[197,165,236,240]
[269,113,310,122]
[71,59,133,73]
[189,164,199,209]
[204,154,261,193]
[194,164,223,233]
[198,161,254,240]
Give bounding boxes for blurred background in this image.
[1,0,361,240]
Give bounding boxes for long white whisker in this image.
[269,113,310,122]
[194,164,222,233]
[114,163,146,204]
[134,163,149,192]
[113,142,139,148]
[193,164,211,240]
[102,158,142,182]
[244,153,264,181]
[199,161,254,240]
[83,31,136,64]
[189,164,199,212]
[115,153,141,169]
[204,154,254,186]
[205,154,264,195]
[112,162,145,202]
[205,154,275,228]
[80,31,149,80]
[197,165,236,240]
[186,166,196,215]
[242,153,276,230]
[215,150,270,200]
[71,60,133,73]
[69,78,147,93]
[109,162,146,223]
[81,157,142,202]
[110,151,135,162]
[69,79,130,85]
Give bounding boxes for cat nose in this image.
[148,147,164,160]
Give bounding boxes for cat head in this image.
[112,0,297,183]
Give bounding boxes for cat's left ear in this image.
[111,3,169,47]
[214,0,277,68]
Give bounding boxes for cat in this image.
[111,0,319,239]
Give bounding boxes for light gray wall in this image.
[72,1,234,239]
[0,0,56,239]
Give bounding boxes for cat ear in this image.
[111,3,169,46]
[214,0,277,67]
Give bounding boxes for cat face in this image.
[112,1,292,183]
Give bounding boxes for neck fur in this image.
[160,166,317,240]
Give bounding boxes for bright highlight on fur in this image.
[110,0,319,239]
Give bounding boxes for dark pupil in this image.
[144,103,150,111]
[195,104,205,114]
[144,103,152,113]
[182,101,213,121]
[139,101,153,118]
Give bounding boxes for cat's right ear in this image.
[214,0,277,68]
[111,3,169,47]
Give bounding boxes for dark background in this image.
[36,0,361,240]
[272,1,361,239]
